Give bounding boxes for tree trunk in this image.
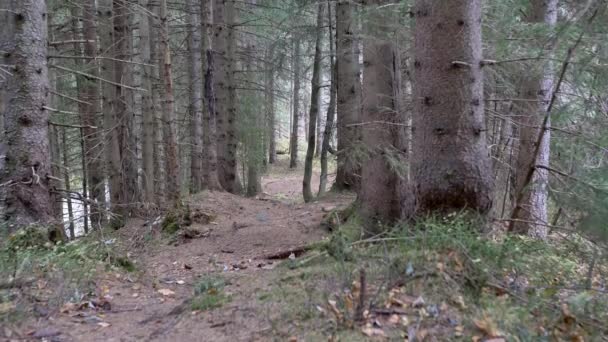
[509,0,557,238]
[138,0,156,205]
[213,0,241,193]
[99,0,125,228]
[159,0,181,205]
[359,0,405,230]
[303,2,324,203]
[0,0,56,229]
[289,37,301,169]
[334,0,361,191]
[319,0,336,196]
[411,0,493,215]
[267,47,277,165]
[61,128,75,239]
[187,0,204,194]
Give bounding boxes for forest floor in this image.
[2,159,357,341]
[2,158,608,341]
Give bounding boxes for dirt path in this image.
[26,168,351,341]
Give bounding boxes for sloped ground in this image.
[7,166,353,341]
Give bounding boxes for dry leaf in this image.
[474,314,501,337]
[328,300,343,322]
[361,326,386,337]
[0,302,16,315]
[388,314,400,325]
[97,322,110,328]
[158,289,176,297]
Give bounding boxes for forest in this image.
[0,0,607,340]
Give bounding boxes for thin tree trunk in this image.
[411,0,493,215]
[80,0,106,229]
[319,0,336,196]
[334,0,361,191]
[509,0,557,238]
[159,0,181,205]
[267,47,277,165]
[0,0,56,230]
[187,0,204,193]
[289,37,301,169]
[303,2,324,203]
[359,0,405,230]
[61,128,75,239]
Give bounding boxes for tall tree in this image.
[411,0,493,215]
[334,0,361,191]
[509,0,557,238]
[187,0,204,194]
[319,0,337,196]
[289,37,301,169]
[80,0,105,228]
[159,0,181,205]
[303,1,324,203]
[359,0,406,229]
[214,0,241,193]
[201,0,223,191]
[0,0,55,230]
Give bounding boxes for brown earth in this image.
[13,165,352,342]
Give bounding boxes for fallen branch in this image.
[256,244,313,260]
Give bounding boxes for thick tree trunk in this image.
[303,2,324,203]
[319,0,336,196]
[203,50,224,191]
[289,38,301,169]
[99,0,125,228]
[187,0,204,193]
[509,0,557,238]
[359,0,405,230]
[0,0,55,229]
[138,0,156,205]
[213,0,241,193]
[159,0,182,205]
[334,0,361,191]
[411,0,493,215]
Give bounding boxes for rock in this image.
[32,327,61,338]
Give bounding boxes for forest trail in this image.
[24,166,352,341]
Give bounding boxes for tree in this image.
[289,36,302,169]
[214,0,242,193]
[187,0,204,194]
[0,0,55,230]
[509,0,558,238]
[334,0,361,191]
[159,0,181,205]
[303,1,324,203]
[319,0,337,196]
[359,0,406,229]
[410,0,493,215]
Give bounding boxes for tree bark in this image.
[359,0,405,230]
[159,0,182,205]
[0,0,56,229]
[267,47,277,165]
[319,0,336,196]
[289,37,301,169]
[187,0,204,194]
[61,128,75,239]
[79,0,106,229]
[213,0,241,193]
[411,0,493,215]
[334,0,361,191]
[509,0,557,238]
[303,2,324,203]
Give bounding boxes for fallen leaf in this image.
[158,289,176,297]
[413,296,425,308]
[388,314,400,325]
[97,322,111,328]
[0,302,16,315]
[361,326,385,337]
[474,314,501,338]
[176,280,185,285]
[328,300,343,322]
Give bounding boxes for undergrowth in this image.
[191,276,231,311]
[263,214,608,340]
[0,227,135,323]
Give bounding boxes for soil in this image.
[14,165,353,341]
